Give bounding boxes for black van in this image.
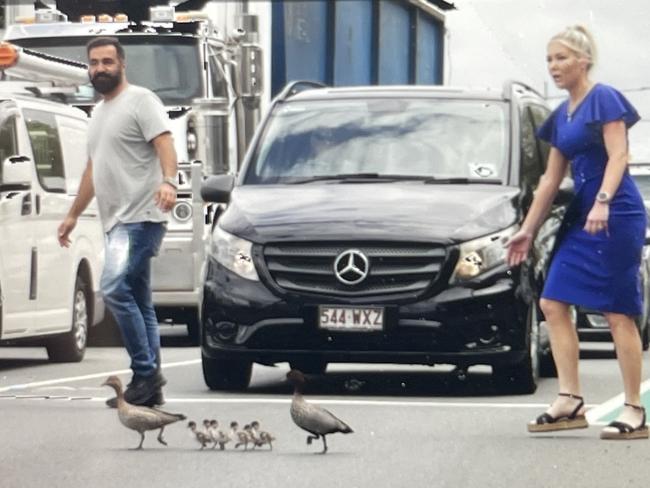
[200,81,572,393]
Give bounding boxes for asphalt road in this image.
[2,326,650,488]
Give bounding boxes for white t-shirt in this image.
[88,84,171,232]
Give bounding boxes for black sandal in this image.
[528,393,589,433]
[600,403,649,440]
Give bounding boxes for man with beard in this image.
[58,36,178,407]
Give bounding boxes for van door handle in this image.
[21,193,31,215]
[35,194,40,215]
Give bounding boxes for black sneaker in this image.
[141,388,165,407]
[105,371,167,408]
[106,388,165,408]
[123,372,166,405]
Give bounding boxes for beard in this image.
[90,71,122,94]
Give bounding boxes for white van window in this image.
[57,115,87,195]
[0,114,19,182]
[23,109,66,193]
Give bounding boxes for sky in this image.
[444,0,650,158]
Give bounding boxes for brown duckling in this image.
[251,420,276,450]
[102,375,186,450]
[287,369,353,454]
[202,419,211,436]
[208,419,229,450]
[233,422,251,450]
[188,420,211,449]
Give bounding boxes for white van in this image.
[0,92,105,362]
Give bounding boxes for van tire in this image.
[47,276,89,363]
[202,353,252,391]
[289,358,328,375]
[493,303,540,394]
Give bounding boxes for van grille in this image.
[262,242,447,297]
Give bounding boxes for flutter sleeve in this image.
[584,84,640,129]
[537,107,559,146]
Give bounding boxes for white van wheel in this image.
[47,276,89,363]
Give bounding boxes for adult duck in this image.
[102,375,186,450]
[287,369,353,454]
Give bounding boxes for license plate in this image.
[318,306,384,331]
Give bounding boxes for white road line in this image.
[586,377,650,423]
[79,396,597,409]
[0,359,200,393]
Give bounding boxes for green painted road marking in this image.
[586,379,650,425]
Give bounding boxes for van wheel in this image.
[289,358,328,375]
[493,303,540,394]
[202,353,252,391]
[47,276,89,363]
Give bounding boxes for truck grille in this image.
[262,242,447,297]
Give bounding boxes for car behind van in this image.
[0,91,104,362]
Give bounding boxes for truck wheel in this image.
[202,353,252,391]
[88,309,123,347]
[186,310,200,345]
[47,276,89,363]
[493,303,540,394]
[289,358,328,375]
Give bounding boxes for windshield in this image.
[245,98,509,184]
[630,121,650,163]
[11,36,203,106]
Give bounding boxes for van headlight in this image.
[210,226,260,281]
[450,225,518,283]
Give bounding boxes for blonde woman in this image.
[505,25,647,440]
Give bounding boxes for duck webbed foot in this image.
[132,433,146,450]
[306,434,318,445]
[157,427,168,446]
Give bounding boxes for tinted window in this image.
[247,98,509,184]
[529,105,551,167]
[23,109,66,193]
[520,107,543,188]
[12,37,203,106]
[0,109,19,182]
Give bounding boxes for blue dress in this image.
[538,83,646,315]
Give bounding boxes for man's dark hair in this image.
[86,36,125,60]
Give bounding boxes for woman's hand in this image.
[504,230,534,267]
[584,202,609,235]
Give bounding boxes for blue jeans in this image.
[101,222,166,377]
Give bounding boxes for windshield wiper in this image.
[288,173,398,184]
[423,177,502,185]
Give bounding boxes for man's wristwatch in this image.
[163,176,178,190]
[596,191,611,204]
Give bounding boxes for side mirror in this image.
[201,174,235,204]
[554,176,574,205]
[1,155,32,188]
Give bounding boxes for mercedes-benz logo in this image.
[333,249,369,285]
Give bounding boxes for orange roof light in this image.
[80,15,96,23]
[15,16,36,24]
[0,43,19,70]
[114,13,129,22]
[97,14,113,23]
